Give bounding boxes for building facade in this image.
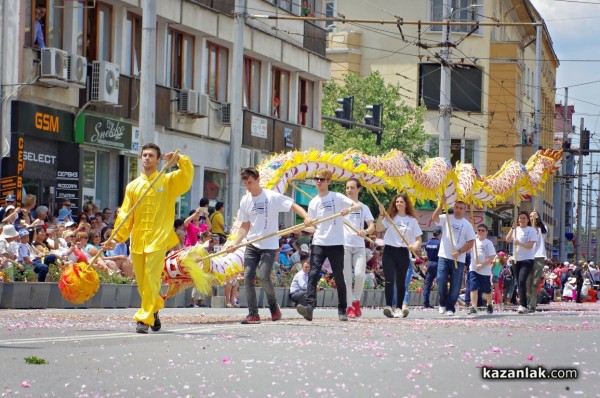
[0,0,330,226]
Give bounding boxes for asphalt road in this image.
[0,303,599,397]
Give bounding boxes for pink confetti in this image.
[475,363,494,368]
[222,358,231,364]
[527,355,534,361]
[21,381,31,388]
[464,352,472,358]
[375,352,384,357]
[582,321,589,327]
[492,347,502,353]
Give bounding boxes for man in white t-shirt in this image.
[228,167,311,325]
[296,169,358,322]
[431,197,476,315]
[467,223,497,315]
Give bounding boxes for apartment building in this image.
[0,0,330,222]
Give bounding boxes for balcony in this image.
[190,0,235,15]
[303,21,327,57]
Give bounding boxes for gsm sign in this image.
[35,112,59,133]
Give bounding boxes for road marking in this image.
[0,324,259,345]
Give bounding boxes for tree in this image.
[322,71,431,211]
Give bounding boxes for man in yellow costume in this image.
[105,143,193,333]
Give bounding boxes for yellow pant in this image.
[132,251,165,326]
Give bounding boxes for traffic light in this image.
[581,128,590,155]
[335,96,354,128]
[365,104,383,145]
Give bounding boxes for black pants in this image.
[382,246,410,307]
[289,290,307,306]
[515,259,534,307]
[576,279,584,303]
[306,245,347,311]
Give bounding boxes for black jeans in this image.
[289,290,307,306]
[382,246,410,307]
[515,259,534,307]
[306,245,347,311]
[243,245,277,315]
[423,260,438,306]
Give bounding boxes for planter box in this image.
[273,287,289,308]
[362,289,385,307]
[408,291,424,306]
[321,288,338,307]
[130,285,141,308]
[89,284,133,308]
[48,283,90,308]
[0,282,51,309]
[429,291,439,306]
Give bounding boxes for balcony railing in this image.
[303,21,327,57]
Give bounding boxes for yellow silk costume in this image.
[114,155,193,326]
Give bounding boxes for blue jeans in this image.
[423,261,438,306]
[244,245,278,315]
[436,257,465,313]
[391,263,412,307]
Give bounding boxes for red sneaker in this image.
[241,314,261,324]
[352,300,362,317]
[271,305,282,321]
[347,305,356,318]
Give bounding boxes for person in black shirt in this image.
[574,261,585,303]
[423,228,441,308]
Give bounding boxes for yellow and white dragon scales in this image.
[256,149,563,207]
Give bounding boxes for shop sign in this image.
[11,101,74,142]
[56,142,81,210]
[75,114,133,150]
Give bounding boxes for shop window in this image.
[298,78,314,127]
[204,169,226,201]
[72,1,112,61]
[272,68,290,121]
[123,13,142,76]
[166,29,194,89]
[127,156,138,184]
[82,149,109,208]
[243,57,261,113]
[24,0,63,49]
[206,42,229,102]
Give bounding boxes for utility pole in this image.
[533,24,543,211]
[438,0,452,160]
[576,117,584,262]
[596,195,600,264]
[586,158,592,261]
[559,88,569,262]
[140,0,157,145]
[227,0,245,227]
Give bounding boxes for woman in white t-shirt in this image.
[506,211,537,314]
[375,193,422,319]
[527,210,547,312]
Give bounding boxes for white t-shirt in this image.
[469,238,497,275]
[308,191,355,246]
[437,214,476,263]
[382,215,422,248]
[534,229,547,259]
[238,189,294,250]
[513,226,537,261]
[343,202,374,247]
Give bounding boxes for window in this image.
[73,2,113,61]
[272,68,290,121]
[450,139,475,167]
[431,0,480,33]
[123,13,142,76]
[267,0,292,13]
[82,149,109,208]
[206,43,229,102]
[204,170,226,201]
[243,57,261,113]
[166,29,194,89]
[25,0,63,49]
[298,78,314,127]
[419,63,482,113]
[325,0,336,29]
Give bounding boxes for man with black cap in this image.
[423,227,441,308]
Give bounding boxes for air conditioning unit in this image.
[218,102,231,125]
[91,60,120,105]
[197,93,210,118]
[179,89,199,114]
[67,54,87,86]
[40,47,68,80]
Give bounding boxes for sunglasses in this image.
[313,177,327,182]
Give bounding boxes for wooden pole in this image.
[513,192,519,262]
[444,203,458,269]
[470,204,479,265]
[93,149,181,267]
[367,188,421,260]
[289,181,374,244]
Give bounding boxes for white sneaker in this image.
[439,306,445,314]
[517,305,527,314]
[383,306,394,318]
[402,305,409,318]
[393,308,403,318]
[446,311,454,316]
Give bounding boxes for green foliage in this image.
[24,356,48,365]
[96,269,134,284]
[322,71,431,213]
[12,265,36,282]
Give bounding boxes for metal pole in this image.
[140,0,157,145]
[438,0,452,160]
[596,194,600,264]
[227,0,245,227]
[586,159,592,261]
[576,118,584,263]
[559,88,569,262]
[533,24,543,211]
